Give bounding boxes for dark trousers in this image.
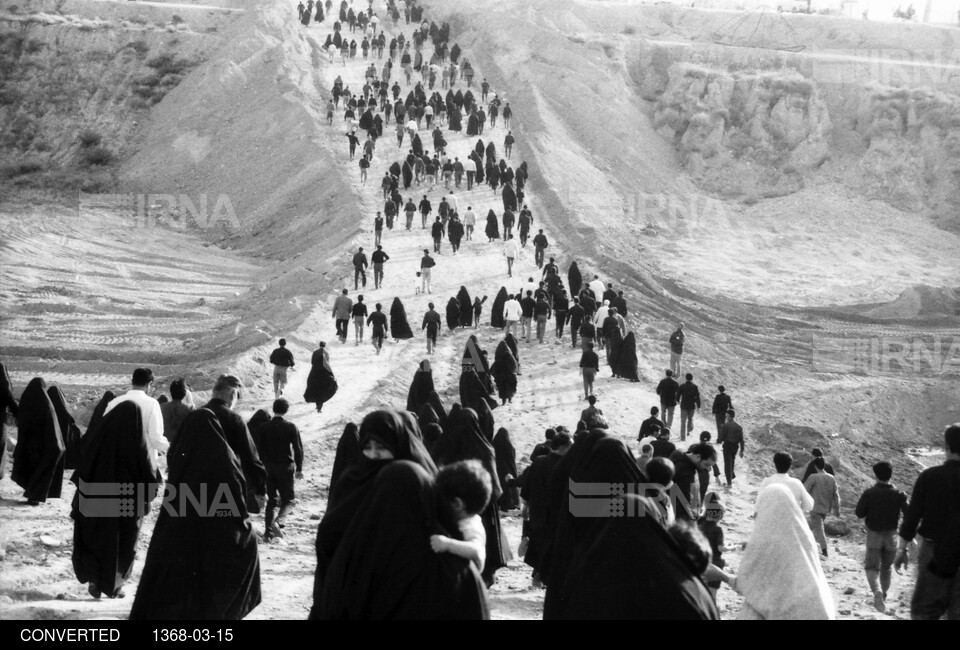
[715,414,725,435]
[335,318,349,340]
[466,171,475,190]
[265,462,296,532]
[912,539,960,620]
[571,320,581,347]
[535,247,545,268]
[722,442,739,485]
[354,266,366,288]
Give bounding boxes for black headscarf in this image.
[484,210,499,240]
[607,328,624,376]
[558,493,720,620]
[130,408,261,620]
[457,286,472,327]
[330,422,361,490]
[48,385,81,470]
[445,297,460,331]
[246,409,271,452]
[12,377,65,502]
[406,360,435,413]
[86,390,116,437]
[426,391,448,430]
[458,367,496,415]
[493,428,520,511]
[319,461,489,619]
[568,261,583,298]
[71,401,161,597]
[304,347,338,408]
[0,361,17,455]
[541,433,647,618]
[490,287,507,328]
[502,183,517,213]
[490,340,518,402]
[310,409,437,618]
[618,332,641,382]
[390,298,414,339]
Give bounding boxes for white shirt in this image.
[758,473,814,514]
[406,119,417,132]
[463,209,475,226]
[503,239,519,259]
[594,301,610,327]
[448,194,459,212]
[503,299,522,321]
[589,279,605,300]
[104,389,168,459]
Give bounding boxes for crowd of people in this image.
[1,0,958,623]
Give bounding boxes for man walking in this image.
[804,457,841,557]
[254,398,303,542]
[351,295,368,345]
[420,249,436,293]
[520,290,536,343]
[503,293,521,337]
[419,194,432,229]
[758,452,814,515]
[421,302,441,354]
[856,461,909,613]
[532,229,548,269]
[504,131,515,159]
[431,216,445,254]
[352,247,368,290]
[332,289,352,344]
[374,212,384,246]
[712,385,732,435]
[463,205,476,241]
[716,409,744,488]
[371,245,389,289]
[676,373,701,441]
[669,322,685,375]
[503,234,519,277]
[367,302,389,354]
[895,424,960,620]
[534,294,550,343]
[656,369,679,430]
[269,338,295,399]
[568,297,584,349]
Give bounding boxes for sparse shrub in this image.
[129,17,148,25]
[82,146,114,166]
[129,39,149,56]
[24,38,44,54]
[77,24,94,32]
[146,53,193,76]
[171,14,184,24]
[0,87,22,105]
[78,129,102,147]
[568,35,585,45]
[8,5,19,13]
[622,26,636,35]
[0,158,45,179]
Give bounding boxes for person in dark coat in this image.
[490,340,518,405]
[462,335,493,393]
[48,385,81,470]
[520,433,572,582]
[433,405,509,587]
[502,183,517,213]
[389,297,414,340]
[467,111,479,136]
[200,376,267,515]
[557,493,720,620]
[490,287,508,328]
[85,390,116,442]
[568,261,583,299]
[0,362,18,478]
[458,367,497,415]
[310,409,437,618]
[12,377,64,504]
[607,328,624,378]
[493,428,520,511]
[71,401,161,599]
[304,343,338,413]
[484,210,500,242]
[445,297,460,331]
[319,460,489,619]
[448,107,462,132]
[457,286,473,327]
[485,141,497,163]
[129,408,261,620]
[425,391,448,431]
[617,332,641,382]
[406,360,434,413]
[330,422,361,490]
[246,409,271,439]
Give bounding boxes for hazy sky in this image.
[672,0,960,24]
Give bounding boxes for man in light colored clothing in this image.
[758,451,814,515]
[105,368,167,465]
[503,234,519,277]
[463,206,476,240]
[503,293,521,337]
[332,288,353,344]
[588,275,605,303]
[805,456,841,557]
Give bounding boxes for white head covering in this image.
[736,483,836,620]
